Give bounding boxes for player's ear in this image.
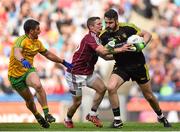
[89,24,94,30]
[29,29,34,34]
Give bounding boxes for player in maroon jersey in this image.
[64,17,133,128]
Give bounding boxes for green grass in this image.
[0,122,179,131]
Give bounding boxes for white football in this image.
[127,35,144,44]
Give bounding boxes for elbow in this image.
[147,34,152,44]
[148,32,152,40]
[144,33,152,44]
[149,34,152,41]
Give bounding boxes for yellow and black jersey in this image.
[99,22,146,66]
[8,34,47,77]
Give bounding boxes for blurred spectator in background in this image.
[0,0,179,102]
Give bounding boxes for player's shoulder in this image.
[79,33,92,45]
[14,35,28,47]
[84,32,98,41]
[15,35,27,42]
[118,22,140,31]
[99,29,108,38]
[82,32,92,41]
[118,22,136,27]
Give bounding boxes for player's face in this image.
[30,25,41,39]
[104,17,117,32]
[92,19,102,34]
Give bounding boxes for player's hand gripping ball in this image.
[127,35,145,52]
[106,40,115,48]
[105,39,116,52]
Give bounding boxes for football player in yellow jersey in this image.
[8,19,73,128]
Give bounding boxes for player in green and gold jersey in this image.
[8,19,73,128]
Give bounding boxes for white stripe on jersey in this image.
[91,32,101,45]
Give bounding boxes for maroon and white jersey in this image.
[67,31,101,75]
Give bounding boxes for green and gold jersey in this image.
[99,22,146,66]
[8,35,47,77]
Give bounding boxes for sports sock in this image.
[112,107,121,120]
[34,112,41,119]
[42,106,49,116]
[155,110,164,119]
[89,108,97,116]
[65,114,72,121]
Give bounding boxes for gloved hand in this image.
[62,60,73,70]
[133,42,145,52]
[105,39,116,52]
[21,59,31,68]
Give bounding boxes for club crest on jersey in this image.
[114,36,121,41]
[122,33,127,38]
[30,44,39,51]
[30,45,33,49]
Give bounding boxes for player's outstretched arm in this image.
[41,50,73,69]
[114,44,135,53]
[95,42,133,58]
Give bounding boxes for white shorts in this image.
[65,72,99,96]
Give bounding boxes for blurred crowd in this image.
[0,0,179,97]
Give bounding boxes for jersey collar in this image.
[89,31,99,37]
[25,34,38,42]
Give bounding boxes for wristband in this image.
[20,58,25,62]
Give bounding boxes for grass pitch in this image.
[0,122,179,131]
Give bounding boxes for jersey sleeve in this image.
[14,36,26,48]
[119,22,141,34]
[38,40,47,54]
[129,23,141,34]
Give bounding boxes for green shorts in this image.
[8,67,36,91]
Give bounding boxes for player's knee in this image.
[101,87,106,94]
[97,86,106,95]
[33,83,43,92]
[107,85,117,94]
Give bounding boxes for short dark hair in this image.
[23,19,40,34]
[104,9,118,20]
[87,17,100,29]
